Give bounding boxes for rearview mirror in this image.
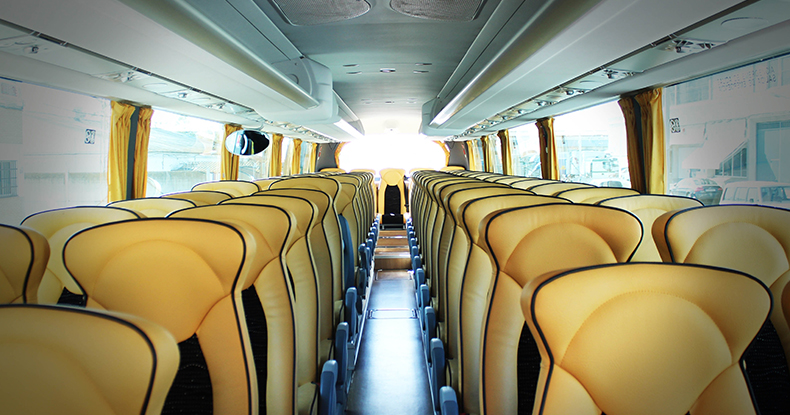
[225,130,270,156]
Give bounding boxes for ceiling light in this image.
[142,83,168,90]
[415,63,432,66]
[380,68,396,73]
[343,63,359,67]
[347,71,362,75]
[413,70,429,74]
[721,17,768,30]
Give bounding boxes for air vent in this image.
[266,0,371,26]
[391,0,484,21]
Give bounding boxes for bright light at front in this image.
[339,134,446,174]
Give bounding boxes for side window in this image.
[734,187,748,202]
[746,187,758,203]
[761,187,771,202]
[722,187,734,201]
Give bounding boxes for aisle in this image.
[344,269,434,415]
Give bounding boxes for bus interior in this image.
[2,0,790,414]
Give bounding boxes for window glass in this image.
[239,145,271,181]
[0,79,111,225]
[746,187,758,203]
[664,52,790,207]
[281,137,293,176]
[300,141,314,173]
[553,101,629,186]
[146,110,225,196]
[509,123,541,177]
[338,135,445,175]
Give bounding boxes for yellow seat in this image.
[378,168,407,216]
[270,177,345,325]
[509,178,558,190]
[107,197,196,217]
[597,194,702,261]
[554,186,639,203]
[439,166,464,172]
[192,180,260,197]
[653,204,790,411]
[161,190,232,205]
[477,203,641,415]
[0,224,49,304]
[527,181,593,195]
[320,167,346,173]
[169,203,318,414]
[523,263,770,415]
[253,178,282,190]
[20,206,142,304]
[0,304,179,415]
[63,218,278,415]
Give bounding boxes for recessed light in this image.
[343,64,359,67]
[721,17,768,30]
[413,70,429,74]
[347,71,362,75]
[385,100,395,104]
[415,63,432,66]
[380,68,396,73]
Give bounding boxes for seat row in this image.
[406,170,790,415]
[0,172,379,415]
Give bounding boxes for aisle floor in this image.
[344,270,433,415]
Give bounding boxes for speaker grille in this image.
[391,0,484,21]
[268,0,371,26]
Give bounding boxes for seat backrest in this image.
[161,190,232,205]
[108,197,196,217]
[63,218,290,415]
[20,206,142,304]
[270,177,345,311]
[0,304,180,415]
[252,178,281,190]
[653,205,790,369]
[213,195,327,381]
[523,263,769,415]
[0,224,49,304]
[554,186,639,203]
[509,178,557,190]
[378,168,406,215]
[528,181,593,195]
[598,194,702,261]
[478,203,641,415]
[192,180,260,197]
[250,188,335,358]
[452,194,569,413]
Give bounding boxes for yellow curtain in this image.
[221,124,242,181]
[132,107,153,198]
[466,139,480,171]
[619,97,645,192]
[308,143,318,173]
[536,118,559,180]
[481,135,492,172]
[290,138,303,174]
[334,142,348,168]
[108,101,135,202]
[269,133,284,177]
[635,89,666,194]
[497,129,513,175]
[434,140,450,166]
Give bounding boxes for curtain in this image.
[619,97,645,192]
[635,89,666,194]
[221,124,242,181]
[132,107,153,198]
[536,118,559,180]
[434,140,450,166]
[497,129,513,175]
[269,133,283,177]
[481,135,492,172]
[308,143,318,173]
[620,89,665,194]
[108,101,135,202]
[334,142,347,168]
[466,139,480,171]
[290,138,303,175]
